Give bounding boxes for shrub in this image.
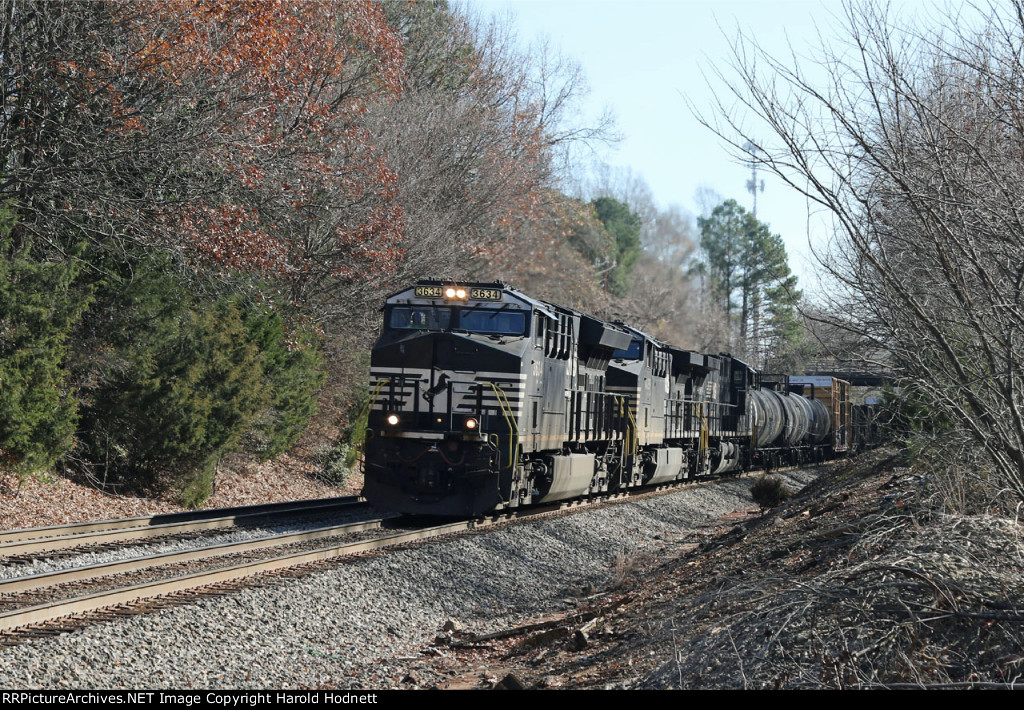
[245,309,325,461]
[69,248,326,506]
[73,255,271,505]
[338,350,371,470]
[312,441,352,487]
[82,299,268,504]
[751,475,792,509]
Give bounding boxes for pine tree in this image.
[245,308,325,461]
[0,209,89,474]
[698,199,807,367]
[592,197,642,296]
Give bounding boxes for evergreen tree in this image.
[697,200,747,333]
[73,255,268,504]
[72,250,323,506]
[0,209,89,474]
[592,196,642,296]
[698,199,806,366]
[245,309,325,461]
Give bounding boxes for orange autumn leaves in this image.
[114,0,405,278]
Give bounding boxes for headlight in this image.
[464,417,478,430]
[386,413,400,426]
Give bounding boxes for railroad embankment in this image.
[426,449,1024,689]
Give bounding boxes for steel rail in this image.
[0,465,831,634]
[0,497,366,556]
[0,517,495,632]
[0,496,363,545]
[0,488,674,635]
[0,517,395,596]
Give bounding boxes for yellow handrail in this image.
[620,396,638,458]
[486,382,520,469]
[698,403,709,455]
[354,377,390,433]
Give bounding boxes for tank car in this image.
[789,375,852,456]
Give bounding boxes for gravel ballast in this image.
[0,470,817,689]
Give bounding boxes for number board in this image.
[469,288,503,301]
[412,285,504,301]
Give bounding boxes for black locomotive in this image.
[362,280,852,516]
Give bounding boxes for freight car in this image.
[362,280,850,516]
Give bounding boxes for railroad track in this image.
[0,495,366,559]
[0,467,819,645]
[0,490,642,642]
[0,512,522,644]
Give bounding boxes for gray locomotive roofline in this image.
[391,280,636,344]
[612,319,658,346]
[386,279,559,321]
[610,321,709,370]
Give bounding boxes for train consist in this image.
[362,280,855,516]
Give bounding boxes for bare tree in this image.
[700,1,1024,502]
[345,3,617,326]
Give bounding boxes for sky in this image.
[472,1,879,294]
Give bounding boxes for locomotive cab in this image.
[665,347,715,479]
[364,281,537,516]
[362,279,634,517]
[606,326,678,487]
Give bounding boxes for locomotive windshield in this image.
[389,306,452,330]
[458,308,527,335]
[387,305,527,336]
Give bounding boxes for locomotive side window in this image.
[389,306,451,330]
[388,306,527,335]
[459,309,527,336]
[612,337,642,360]
[654,351,668,377]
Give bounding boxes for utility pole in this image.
[744,141,765,367]
[744,141,764,217]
